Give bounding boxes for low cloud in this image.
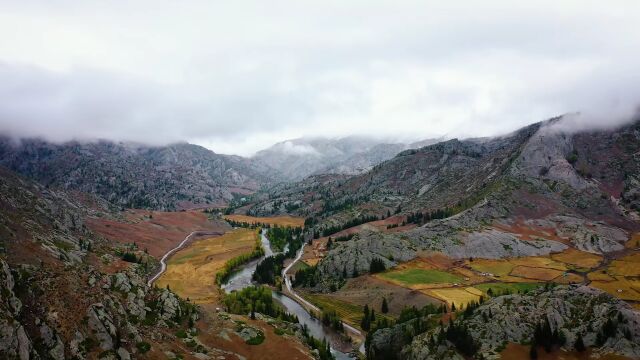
[0,1,639,155]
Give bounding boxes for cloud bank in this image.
[0,1,638,155]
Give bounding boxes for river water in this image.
[221,229,354,359]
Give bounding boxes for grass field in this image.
[303,292,366,328]
[587,271,616,282]
[424,287,482,308]
[608,253,640,277]
[467,259,515,277]
[224,214,305,228]
[475,282,541,296]
[379,269,463,285]
[551,248,602,269]
[303,292,394,329]
[156,228,258,303]
[626,233,640,249]
[289,260,309,274]
[590,277,640,302]
[509,265,564,281]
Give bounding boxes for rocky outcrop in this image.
[0,260,36,360]
[158,289,183,321]
[87,303,117,351]
[512,121,590,190]
[318,216,567,278]
[405,285,640,359]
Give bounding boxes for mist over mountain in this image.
[252,136,441,180]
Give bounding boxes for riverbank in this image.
[155,228,259,303]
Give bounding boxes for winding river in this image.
[222,229,356,359]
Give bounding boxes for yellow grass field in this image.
[303,292,366,328]
[551,248,603,269]
[424,287,482,308]
[156,228,258,303]
[554,272,583,284]
[224,214,305,228]
[510,257,567,271]
[608,253,640,277]
[590,277,640,302]
[510,265,564,281]
[626,233,640,249]
[587,271,616,282]
[467,259,515,277]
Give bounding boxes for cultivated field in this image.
[302,291,394,329]
[330,275,441,316]
[474,282,541,296]
[156,228,259,303]
[551,248,603,270]
[379,268,463,285]
[589,277,640,302]
[424,287,483,308]
[608,253,640,277]
[224,214,305,228]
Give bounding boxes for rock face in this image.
[0,138,278,210]
[286,118,640,281]
[403,285,640,360]
[0,167,201,360]
[0,260,35,360]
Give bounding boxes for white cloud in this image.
[0,0,638,155]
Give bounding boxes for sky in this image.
[0,1,639,156]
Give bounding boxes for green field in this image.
[289,260,310,274]
[475,282,541,296]
[380,269,463,285]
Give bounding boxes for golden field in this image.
[156,228,258,303]
[224,214,305,228]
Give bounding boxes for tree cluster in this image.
[223,286,297,323]
[369,258,386,273]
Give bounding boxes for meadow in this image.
[224,214,305,228]
[156,228,259,303]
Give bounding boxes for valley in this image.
[1,116,640,360]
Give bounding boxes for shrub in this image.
[136,341,151,354]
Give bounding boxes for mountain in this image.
[249,116,640,358]
[0,165,312,360]
[251,136,439,181]
[371,285,640,359]
[251,116,640,278]
[0,138,280,210]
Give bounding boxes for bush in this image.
[136,341,151,354]
[369,258,386,273]
[246,330,265,345]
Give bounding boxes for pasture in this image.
[224,214,305,228]
[156,228,259,303]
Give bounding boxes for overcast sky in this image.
[0,1,639,156]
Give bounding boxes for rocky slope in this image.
[267,118,640,279]
[0,138,279,210]
[252,136,438,181]
[0,166,197,359]
[0,166,315,360]
[393,285,640,359]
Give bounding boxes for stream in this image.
[221,229,355,359]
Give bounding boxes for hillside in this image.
[369,285,640,359]
[0,166,312,359]
[252,136,439,181]
[0,138,279,210]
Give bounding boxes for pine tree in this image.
[381,298,389,313]
[574,333,585,352]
